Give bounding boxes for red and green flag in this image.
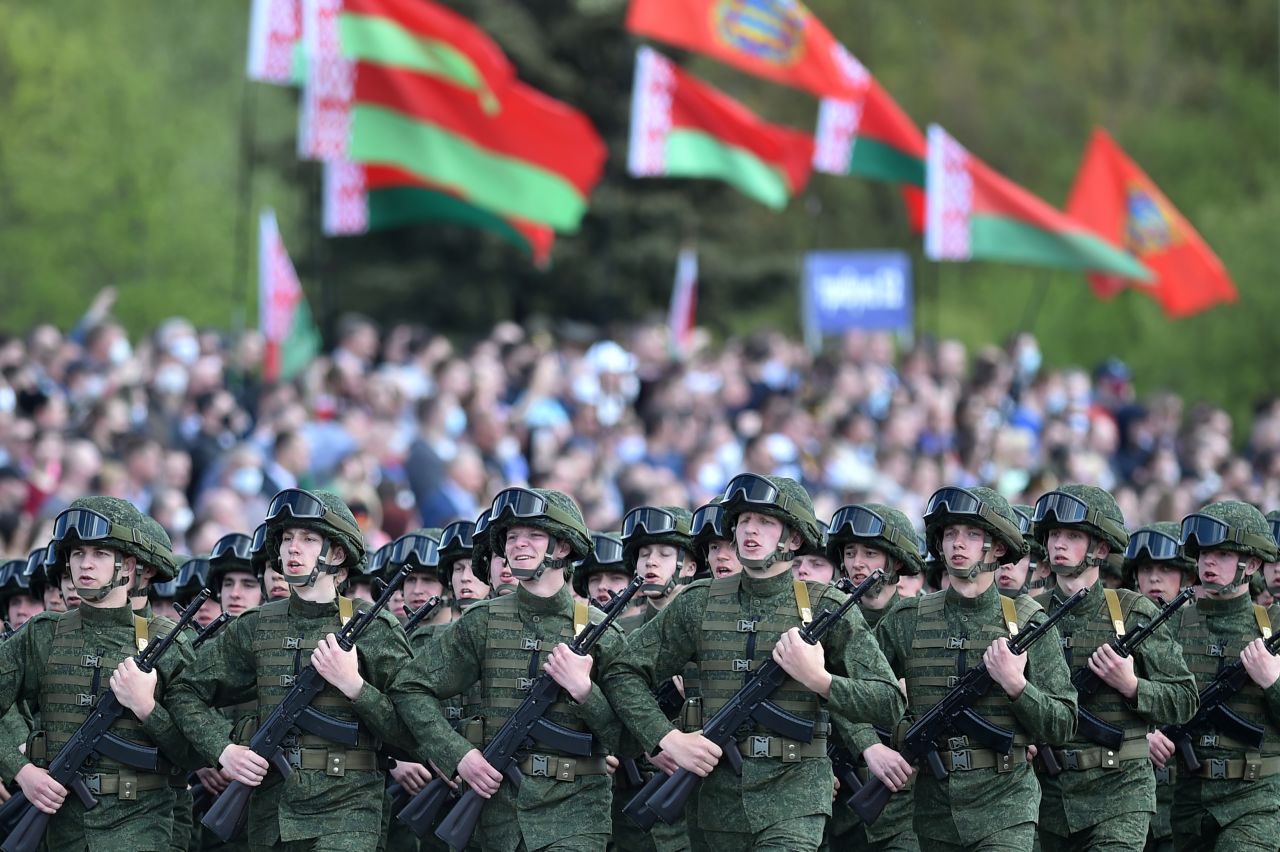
[323,160,554,266]
[813,57,925,230]
[1066,127,1236,317]
[350,61,606,232]
[925,124,1152,280]
[626,0,864,100]
[628,48,813,210]
[259,209,321,382]
[247,0,305,85]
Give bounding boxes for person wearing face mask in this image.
[871,486,1076,852]
[0,497,197,850]
[1147,502,1280,852]
[165,489,414,852]
[824,503,927,852]
[1030,486,1197,852]
[603,475,903,852]
[390,488,626,852]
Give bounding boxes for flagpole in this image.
[1019,269,1053,332]
[231,78,259,335]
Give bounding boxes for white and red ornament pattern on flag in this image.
[298,0,354,161]
[925,124,973,261]
[323,160,370,236]
[247,0,302,84]
[259,210,305,346]
[627,47,676,178]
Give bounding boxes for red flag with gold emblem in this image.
[1066,128,1236,317]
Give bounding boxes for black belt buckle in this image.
[521,637,540,651]
[82,773,102,794]
[1208,759,1228,780]
[737,620,757,632]
[1199,734,1219,748]
[81,654,101,668]
[78,693,95,707]
[285,747,302,770]
[950,749,971,771]
[946,736,968,751]
[1060,750,1080,771]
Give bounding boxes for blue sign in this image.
[803,251,913,334]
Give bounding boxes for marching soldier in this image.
[690,500,742,581]
[1030,486,1197,851]
[618,506,699,633]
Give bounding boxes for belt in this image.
[78,771,171,800]
[288,747,379,776]
[938,746,1028,773]
[735,735,828,762]
[517,753,608,782]
[1192,755,1280,781]
[1049,739,1150,771]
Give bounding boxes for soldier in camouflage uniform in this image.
[572,532,630,611]
[0,496,197,850]
[603,474,904,852]
[994,507,1037,595]
[1122,521,1198,852]
[871,486,1077,851]
[824,503,925,852]
[166,488,413,852]
[0,552,45,631]
[0,550,45,796]
[250,523,292,603]
[391,487,626,852]
[690,500,741,581]
[790,521,836,586]
[618,506,699,634]
[1147,501,1280,852]
[1261,511,1280,606]
[1029,486,1197,852]
[473,508,518,598]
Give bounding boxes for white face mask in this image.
[169,336,199,365]
[154,365,189,396]
[170,506,194,535]
[230,466,264,497]
[0,387,14,413]
[108,336,132,365]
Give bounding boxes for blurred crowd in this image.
[3,287,1280,562]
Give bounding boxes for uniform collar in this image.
[289,590,340,619]
[945,580,1001,612]
[1196,592,1254,617]
[516,581,572,614]
[79,600,136,626]
[739,569,797,599]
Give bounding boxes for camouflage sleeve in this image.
[840,601,917,754]
[165,613,260,766]
[600,588,703,754]
[0,702,31,780]
[822,592,906,746]
[573,621,626,754]
[389,608,487,775]
[0,615,54,777]
[349,609,415,747]
[1008,610,1077,744]
[141,626,205,770]
[1266,605,1280,723]
[1129,595,1198,727]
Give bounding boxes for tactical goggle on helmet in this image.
[211,532,254,564]
[368,542,393,576]
[722,473,804,515]
[1125,528,1182,563]
[691,502,728,543]
[388,532,442,572]
[622,507,679,539]
[266,489,362,541]
[924,487,1024,565]
[439,521,475,569]
[828,505,921,572]
[49,507,167,564]
[489,487,584,531]
[1180,513,1278,558]
[1032,491,1129,549]
[571,532,628,598]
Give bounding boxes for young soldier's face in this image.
[638,543,680,595]
[280,528,326,577]
[792,554,836,585]
[220,571,263,617]
[706,539,741,578]
[58,574,81,609]
[451,558,489,601]
[941,524,986,568]
[403,572,444,611]
[1264,561,1280,591]
[1135,562,1182,602]
[504,525,553,568]
[996,555,1031,591]
[734,511,786,562]
[842,543,889,585]
[5,593,43,628]
[1198,548,1256,596]
[587,570,630,608]
[1047,528,1092,568]
[44,584,67,612]
[491,554,514,593]
[896,572,924,598]
[67,545,124,592]
[262,565,290,600]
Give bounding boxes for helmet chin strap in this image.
[282,539,336,588]
[76,554,132,603]
[641,553,683,597]
[735,528,797,572]
[1202,558,1251,595]
[507,536,568,582]
[945,536,1001,581]
[1048,535,1105,579]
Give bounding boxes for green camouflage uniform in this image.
[1166,502,1280,851]
[603,477,905,852]
[1029,486,1198,851]
[874,487,1077,851]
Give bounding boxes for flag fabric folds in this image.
[259,210,321,382]
[626,0,866,100]
[925,124,1152,281]
[668,245,698,358]
[628,47,814,210]
[247,0,304,84]
[1066,127,1236,317]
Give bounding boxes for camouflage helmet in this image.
[719,474,822,556]
[1122,521,1196,581]
[152,556,209,603]
[796,519,831,560]
[486,488,593,579]
[387,528,446,585]
[136,514,179,581]
[470,509,499,583]
[923,486,1027,566]
[1012,505,1047,567]
[621,506,697,568]
[206,531,257,594]
[690,499,730,552]
[263,488,367,573]
[1032,485,1130,554]
[1181,501,1280,563]
[827,503,925,577]
[571,532,628,599]
[439,520,477,571]
[1266,510,1280,557]
[0,558,34,611]
[51,497,177,576]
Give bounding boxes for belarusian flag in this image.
[626,0,864,100]
[925,125,1152,280]
[668,245,698,358]
[1066,128,1236,317]
[813,58,925,230]
[350,62,606,232]
[324,160,554,266]
[259,209,321,382]
[298,0,354,160]
[247,0,305,85]
[628,48,813,210]
[339,0,513,112]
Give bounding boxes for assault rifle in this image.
[1040,588,1194,775]
[850,587,1088,826]
[0,589,211,852]
[1161,628,1280,774]
[402,596,445,636]
[628,570,885,829]
[201,566,412,842]
[397,573,643,845]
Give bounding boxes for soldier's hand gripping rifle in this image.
[200,565,412,842]
[0,589,212,852]
[1039,588,1194,775]
[627,571,885,830]
[850,587,1088,826]
[1161,628,1280,774]
[403,573,643,848]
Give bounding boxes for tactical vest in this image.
[1178,603,1280,756]
[1040,586,1149,746]
[697,576,828,760]
[905,590,1035,748]
[250,597,380,772]
[35,609,183,792]
[480,594,593,754]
